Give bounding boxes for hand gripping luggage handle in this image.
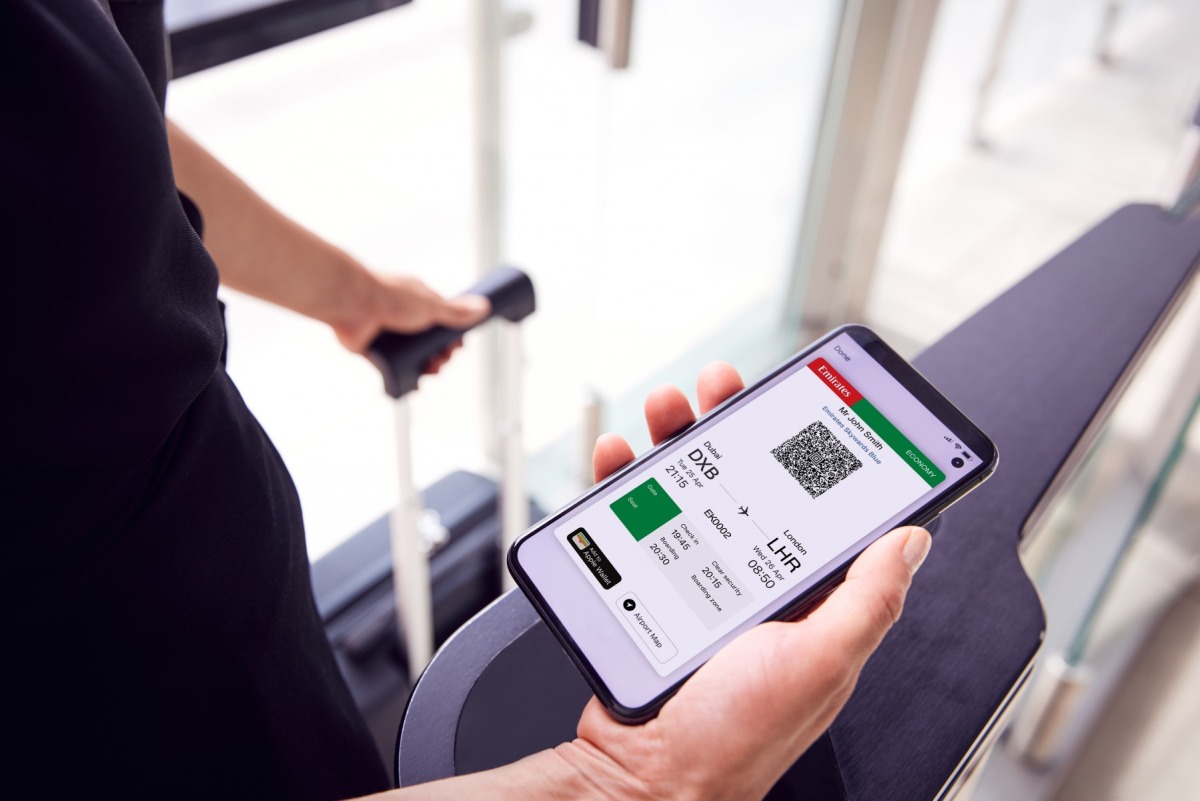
[366,266,536,398]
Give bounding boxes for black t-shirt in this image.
[1,2,390,797]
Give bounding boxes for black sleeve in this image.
[0,6,390,798]
[0,0,224,472]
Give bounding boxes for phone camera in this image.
[622,599,637,612]
[951,457,965,468]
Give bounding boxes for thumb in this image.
[793,525,930,669]
[434,294,491,329]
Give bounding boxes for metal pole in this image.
[470,0,505,461]
[599,0,635,70]
[968,0,1019,149]
[841,0,943,323]
[497,320,527,589]
[785,0,942,341]
[470,1,531,586]
[1094,1,1124,66]
[1005,654,1093,768]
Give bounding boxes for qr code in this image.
[771,421,862,499]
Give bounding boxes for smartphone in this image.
[508,325,997,723]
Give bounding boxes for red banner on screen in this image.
[807,358,863,406]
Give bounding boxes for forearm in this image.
[167,120,374,329]
[358,740,640,801]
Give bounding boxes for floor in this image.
[1056,564,1200,800]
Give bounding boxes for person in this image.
[1,1,929,798]
[5,2,482,797]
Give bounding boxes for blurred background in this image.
[165,1,1200,797]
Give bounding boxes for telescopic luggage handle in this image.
[367,266,536,398]
[366,265,535,682]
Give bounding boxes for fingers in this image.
[696,362,744,414]
[599,362,746,482]
[593,433,636,483]
[434,294,491,329]
[649,526,929,779]
[421,340,463,375]
[643,386,696,445]
[794,526,929,670]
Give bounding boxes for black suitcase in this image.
[309,267,539,754]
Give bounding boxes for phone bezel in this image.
[508,324,998,723]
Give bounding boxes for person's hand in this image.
[562,362,932,801]
[331,274,490,374]
[363,362,931,801]
[165,121,491,374]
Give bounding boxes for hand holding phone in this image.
[415,359,933,799]
[510,326,996,723]
[560,362,933,801]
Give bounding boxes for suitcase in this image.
[309,266,540,753]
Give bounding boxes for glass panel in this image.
[167,1,844,555]
[1066,391,1198,665]
[986,270,1200,784]
[1019,277,1200,667]
[168,4,494,558]
[505,0,842,506]
[865,0,1200,354]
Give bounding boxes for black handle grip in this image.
[366,266,536,398]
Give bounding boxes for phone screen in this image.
[512,328,994,712]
